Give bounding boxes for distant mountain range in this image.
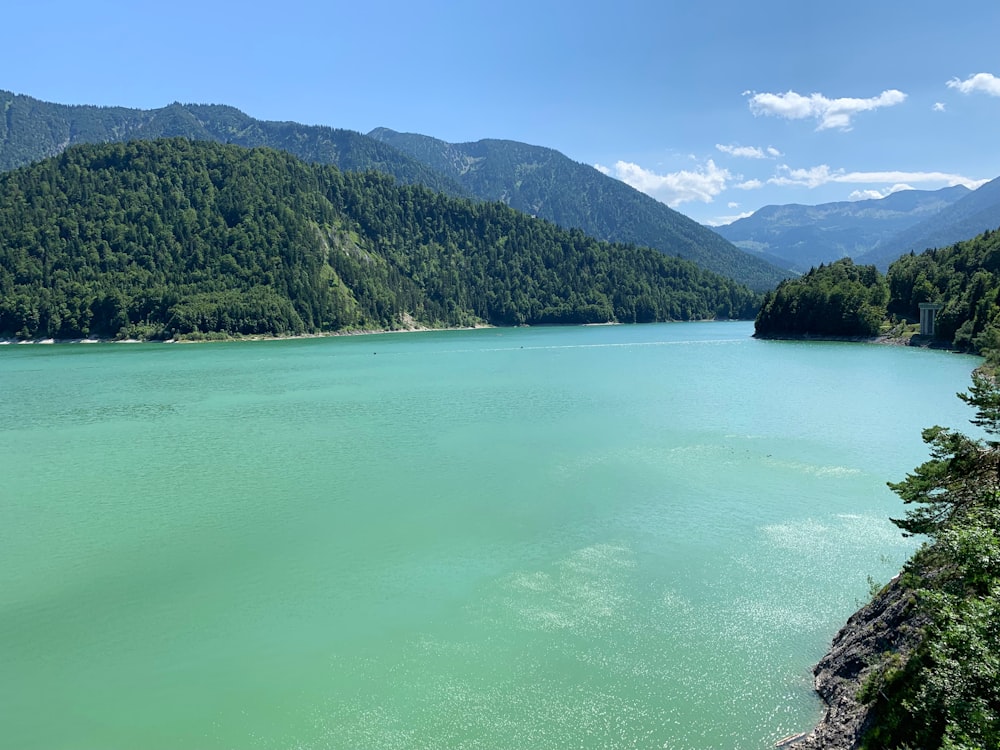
[716,180,1000,272]
[856,176,1000,269]
[0,90,788,291]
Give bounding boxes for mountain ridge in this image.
[368,127,789,291]
[0,90,468,196]
[0,90,787,291]
[716,186,971,273]
[856,176,1000,269]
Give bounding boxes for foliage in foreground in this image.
[858,373,1000,749]
[0,139,761,340]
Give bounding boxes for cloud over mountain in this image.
[594,159,731,206]
[767,164,986,189]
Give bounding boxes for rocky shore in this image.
[794,577,925,749]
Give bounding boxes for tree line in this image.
[754,227,1000,355]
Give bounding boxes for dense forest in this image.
[369,128,791,291]
[0,90,789,292]
[753,258,888,337]
[0,138,760,340]
[754,228,1000,354]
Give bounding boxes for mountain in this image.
[367,128,789,291]
[715,186,970,273]
[0,90,467,196]
[1,91,787,292]
[856,176,1000,269]
[0,139,761,340]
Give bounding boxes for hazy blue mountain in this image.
[368,128,790,291]
[715,186,970,273]
[856,176,1000,269]
[0,90,467,196]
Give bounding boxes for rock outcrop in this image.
[795,577,925,749]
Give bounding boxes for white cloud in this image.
[727,202,741,209]
[768,164,835,188]
[848,189,888,201]
[748,88,907,130]
[847,184,915,200]
[736,179,763,190]
[704,211,754,227]
[933,102,946,112]
[595,159,732,206]
[715,143,783,159]
[768,164,986,190]
[947,72,1000,97]
[716,143,766,159]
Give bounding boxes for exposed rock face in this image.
[796,578,925,749]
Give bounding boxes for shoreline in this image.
[753,331,960,351]
[0,318,761,347]
[0,323,497,347]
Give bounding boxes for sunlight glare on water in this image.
[0,322,981,749]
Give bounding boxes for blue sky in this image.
[7,0,1000,226]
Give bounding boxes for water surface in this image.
[0,323,980,749]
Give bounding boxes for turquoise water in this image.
[0,322,981,749]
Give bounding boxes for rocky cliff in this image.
[795,577,925,749]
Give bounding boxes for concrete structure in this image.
[919,302,944,337]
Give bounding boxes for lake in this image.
[0,322,981,749]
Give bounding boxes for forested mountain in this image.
[1,91,786,292]
[754,227,1000,352]
[367,128,790,291]
[716,186,970,273]
[856,176,1000,270]
[0,90,466,195]
[0,139,759,340]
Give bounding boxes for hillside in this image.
[716,186,970,273]
[753,259,889,339]
[0,90,467,196]
[857,176,1000,270]
[753,227,1000,354]
[0,139,760,340]
[1,90,788,292]
[752,238,1000,747]
[368,128,790,291]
